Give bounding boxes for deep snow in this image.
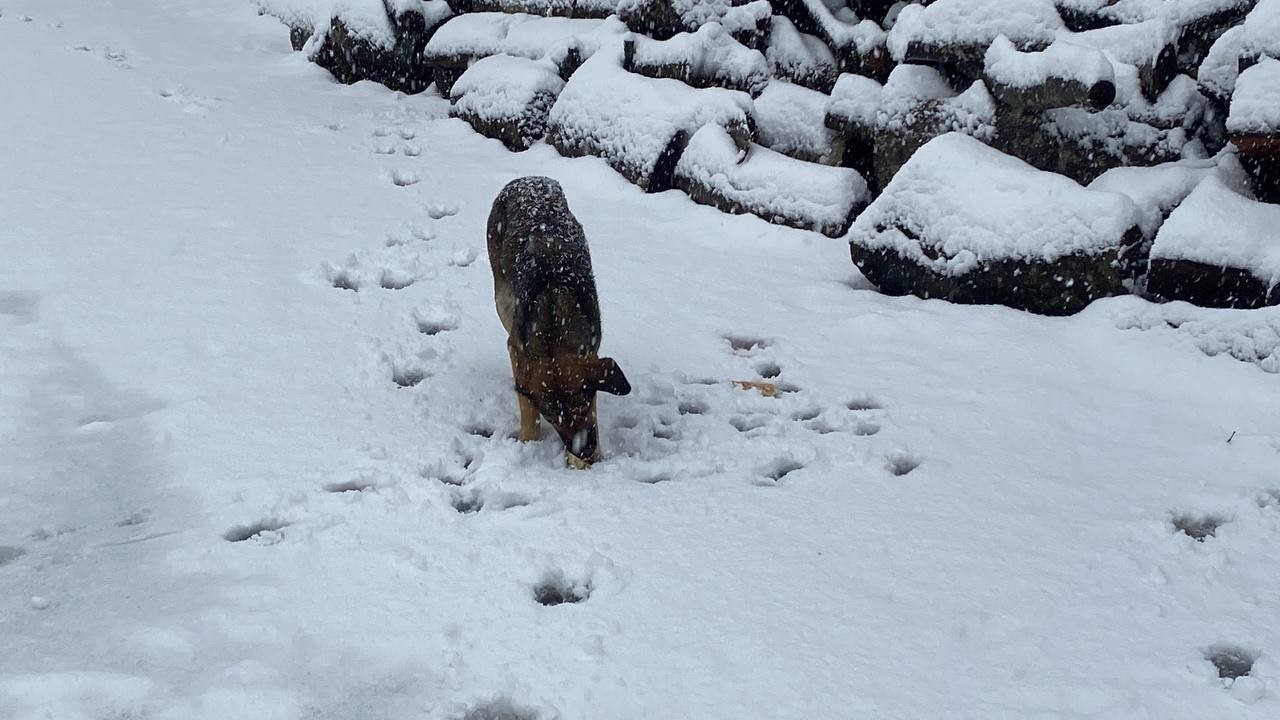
[2,2,1280,719]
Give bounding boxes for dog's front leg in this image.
[517,394,541,442]
[509,342,542,441]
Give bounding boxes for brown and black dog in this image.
[487,176,631,468]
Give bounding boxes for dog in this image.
[487,176,631,468]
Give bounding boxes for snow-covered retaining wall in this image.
[260,0,1280,316]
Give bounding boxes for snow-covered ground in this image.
[2,2,1280,718]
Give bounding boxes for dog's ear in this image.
[586,357,631,396]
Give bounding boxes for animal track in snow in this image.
[0,546,27,567]
[328,268,361,291]
[379,269,415,290]
[459,698,542,720]
[323,478,378,493]
[762,458,804,483]
[847,396,884,411]
[449,247,478,267]
[724,334,770,353]
[223,519,289,543]
[729,415,769,433]
[402,143,422,157]
[391,169,420,187]
[451,489,531,514]
[398,127,416,140]
[374,143,397,155]
[853,420,881,436]
[1205,644,1257,680]
[884,452,920,476]
[677,400,708,415]
[756,361,781,379]
[416,312,460,336]
[426,203,459,219]
[791,406,821,422]
[1256,489,1280,509]
[391,365,427,388]
[465,423,495,439]
[1171,512,1229,542]
[532,570,591,606]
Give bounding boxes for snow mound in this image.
[1150,175,1280,300]
[754,81,839,164]
[1227,56,1280,135]
[851,132,1140,273]
[546,41,754,191]
[674,125,868,237]
[1112,299,1280,373]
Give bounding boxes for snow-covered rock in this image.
[546,41,755,191]
[450,55,566,150]
[301,0,452,93]
[1228,56,1280,203]
[754,81,841,164]
[453,0,618,18]
[616,0,736,40]
[872,65,997,189]
[983,35,1117,112]
[771,0,891,80]
[623,22,770,95]
[1088,159,1216,238]
[675,125,869,237]
[423,12,601,92]
[766,16,839,92]
[1148,175,1280,307]
[888,0,1065,70]
[1240,0,1280,60]
[849,132,1140,315]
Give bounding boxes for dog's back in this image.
[488,176,600,358]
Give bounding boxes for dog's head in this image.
[516,355,631,467]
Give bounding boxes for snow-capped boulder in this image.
[766,16,839,93]
[423,12,602,94]
[825,72,882,184]
[1148,175,1280,307]
[871,65,997,190]
[982,35,1117,113]
[674,125,869,237]
[772,0,892,80]
[848,133,1141,315]
[262,0,452,92]
[450,55,566,150]
[546,42,756,192]
[623,23,770,96]
[1228,56,1280,202]
[447,0,617,18]
[754,81,841,164]
[888,0,1065,81]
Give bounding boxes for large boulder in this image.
[622,22,770,95]
[450,56,566,150]
[1227,56,1280,203]
[675,125,869,236]
[1148,175,1280,308]
[546,41,755,192]
[849,132,1142,315]
[754,80,842,164]
[423,12,603,94]
[306,0,453,93]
